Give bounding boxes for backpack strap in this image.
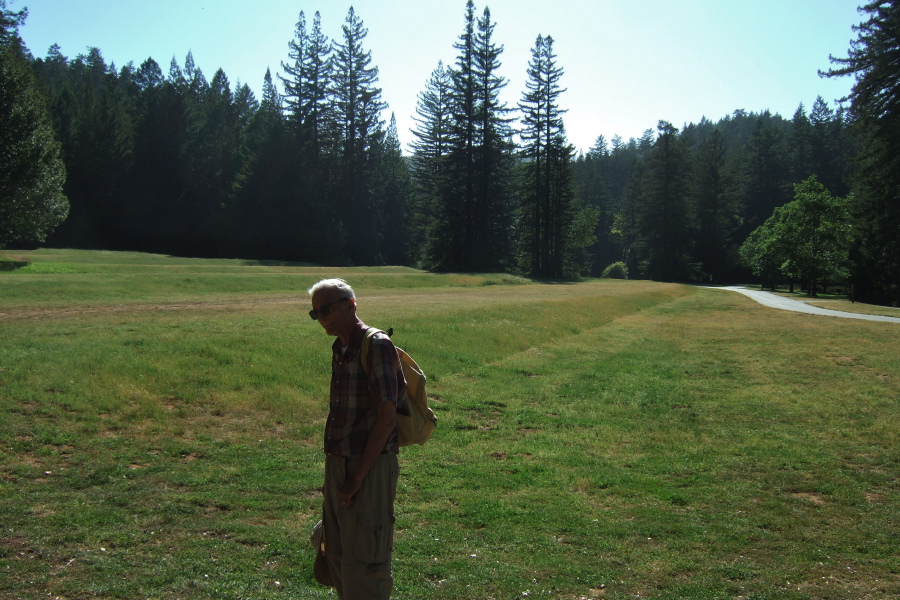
[359,327,381,377]
[360,327,395,375]
[360,328,408,415]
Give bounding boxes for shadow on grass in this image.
[0,261,28,272]
[239,259,317,267]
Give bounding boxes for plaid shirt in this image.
[325,320,407,457]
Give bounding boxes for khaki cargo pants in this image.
[323,453,399,600]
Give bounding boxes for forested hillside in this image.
[573,102,854,280]
[3,0,898,303]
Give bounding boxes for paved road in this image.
[705,286,900,324]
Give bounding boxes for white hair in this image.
[307,278,355,299]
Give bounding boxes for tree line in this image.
[2,0,898,304]
[22,5,409,266]
[574,100,854,284]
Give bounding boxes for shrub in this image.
[601,261,628,279]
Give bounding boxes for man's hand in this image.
[339,400,397,508]
[338,477,362,507]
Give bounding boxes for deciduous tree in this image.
[778,176,853,293]
[0,44,68,247]
[740,176,852,294]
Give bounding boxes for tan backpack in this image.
[361,327,437,447]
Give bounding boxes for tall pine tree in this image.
[738,114,791,241]
[429,1,514,272]
[428,0,479,271]
[472,6,515,271]
[376,113,411,265]
[640,121,691,281]
[691,128,738,281]
[410,60,452,263]
[518,34,573,277]
[331,7,387,264]
[823,0,900,304]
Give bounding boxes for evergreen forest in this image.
[3,0,900,305]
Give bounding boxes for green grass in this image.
[1,250,898,599]
[0,248,528,309]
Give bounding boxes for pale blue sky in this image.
[18,0,861,154]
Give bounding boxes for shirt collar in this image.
[331,319,367,356]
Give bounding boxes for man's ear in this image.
[348,297,357,313]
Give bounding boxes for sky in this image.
[18,0,863,155]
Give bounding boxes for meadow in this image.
[1,249,897,600]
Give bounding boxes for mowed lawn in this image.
[1,250,898,600]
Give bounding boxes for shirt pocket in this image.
[355,512,395,564]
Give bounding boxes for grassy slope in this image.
[1,250,897,600]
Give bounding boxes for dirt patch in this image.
[791,491,826,505]
[0,296,308,321]
[0,535,41,558]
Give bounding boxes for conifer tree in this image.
[692,128,738,280]
[409,60,452,263]
[615,159,645,276]
[822,0,900,303]
[331,6,386,264]
[167,56,184,86]
[430,0,514,272]
[259,68,283,126]
[44,47,135,250]
[0,0,26,54]
[281,11,309,124]
[304,12,333,159]
[183,68,243,254]
[788,103,813,183]
[428,0,478,271]
[118,54,188,252]
[377,113,411,265]
[739,114,791,240]
[640,121,691,281]
[518,34,572,277]
[234,68,295,260]
[472,5,515,271]
[281,11,332,158]
[808,96,848,196]
[572,140,612,273]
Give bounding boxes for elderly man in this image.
[308,278,406,599]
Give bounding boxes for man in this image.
[308,278,406,599]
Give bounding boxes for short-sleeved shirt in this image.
[325,320,407,457]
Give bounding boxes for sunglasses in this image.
[309,297,350,320]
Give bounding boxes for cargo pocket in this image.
[355,512,395,564]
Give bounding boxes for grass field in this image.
[1,249,898,600]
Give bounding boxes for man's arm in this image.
[337,400,396,506]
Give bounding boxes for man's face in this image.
[311,288,356,339]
